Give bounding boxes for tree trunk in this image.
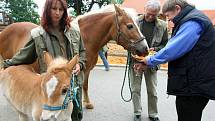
[75,0,81,15]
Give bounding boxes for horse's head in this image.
[40,52,78,121]
[113,5,149,56]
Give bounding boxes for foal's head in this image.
[40,52,78,121]
[113,5,149,56]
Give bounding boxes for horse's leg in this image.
[18,111,29,121]
[32,107,41,121]
[83,55,98,109]
[83,69,94,109]
[4,97,29,121]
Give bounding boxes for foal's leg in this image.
[83,70,94,109]
[5,98,29,121]
[32,108,42,121]
[18,112,29,121]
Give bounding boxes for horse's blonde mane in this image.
[47,57,68,72]
[73,4,139,22]
[71,4,140,32]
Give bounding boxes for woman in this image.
[2,0,86,120]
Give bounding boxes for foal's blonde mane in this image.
[46,57,68,73]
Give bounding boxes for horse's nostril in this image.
[51,115,57,121]
[40,116,56,121]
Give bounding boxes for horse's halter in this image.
[114,11,145,52]
[42,75,79,111]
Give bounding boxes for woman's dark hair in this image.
[41,0,71,32]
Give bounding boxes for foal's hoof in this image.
[85,103,94,109]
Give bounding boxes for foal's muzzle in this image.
[41,115,57,121]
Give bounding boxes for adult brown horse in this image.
[0,5,148,109]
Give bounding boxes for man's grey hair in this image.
[144,0,161,12]
[162,0,193,13]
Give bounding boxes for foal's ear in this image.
[68,55,79,71]
[114,4,123,16]
[43,51,53,66]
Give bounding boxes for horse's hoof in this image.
[85,103,94,109]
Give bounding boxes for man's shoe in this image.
[134,115,141,121]
[149,117,160,121]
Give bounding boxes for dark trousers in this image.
[176,96,209,121]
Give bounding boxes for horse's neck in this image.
[78,12,115,52]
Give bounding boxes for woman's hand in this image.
[72,64,81,75]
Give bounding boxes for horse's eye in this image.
[127,24,134,30]
[62,88,68,95]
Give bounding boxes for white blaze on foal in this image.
[46,76,58,98]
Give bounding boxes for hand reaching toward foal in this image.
[72,64,81,75]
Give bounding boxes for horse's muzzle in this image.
[129,38,149,56]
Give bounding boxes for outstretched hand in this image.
[72,64,81,75]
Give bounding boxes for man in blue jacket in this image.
[136,0,215,121]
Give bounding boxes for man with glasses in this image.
[129,0,168,121]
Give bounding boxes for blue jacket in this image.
[147,5,215,99]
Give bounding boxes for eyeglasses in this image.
[145,13,158,18]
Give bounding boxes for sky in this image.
[188,0,215,10]
[33,0,215,16]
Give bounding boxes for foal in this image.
[0,52,78,121]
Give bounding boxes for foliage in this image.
[67,0,112,16]
[0,0,40,24]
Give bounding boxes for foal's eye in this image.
[62,88,68,95]
[127,24,134,30]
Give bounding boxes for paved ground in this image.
[0,66,215,121]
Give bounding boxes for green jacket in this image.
[3,25,86,77]
[137,15,168,51]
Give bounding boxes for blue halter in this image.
[43,75,79,111]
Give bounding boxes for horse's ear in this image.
[43,51,53,66]
[114,4,123,16]
[68,55,79,71]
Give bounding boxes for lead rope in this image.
[121,52,133,102]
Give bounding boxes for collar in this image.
[173,5,195,25]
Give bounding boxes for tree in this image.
[0,0,40,24]
[67,0,111,16]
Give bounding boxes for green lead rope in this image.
[121,52,133,102]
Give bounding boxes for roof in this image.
[202,10,215,25]
[122,0,215,25]
[122,0,165,14]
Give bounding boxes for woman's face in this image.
[50,0,64,25]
